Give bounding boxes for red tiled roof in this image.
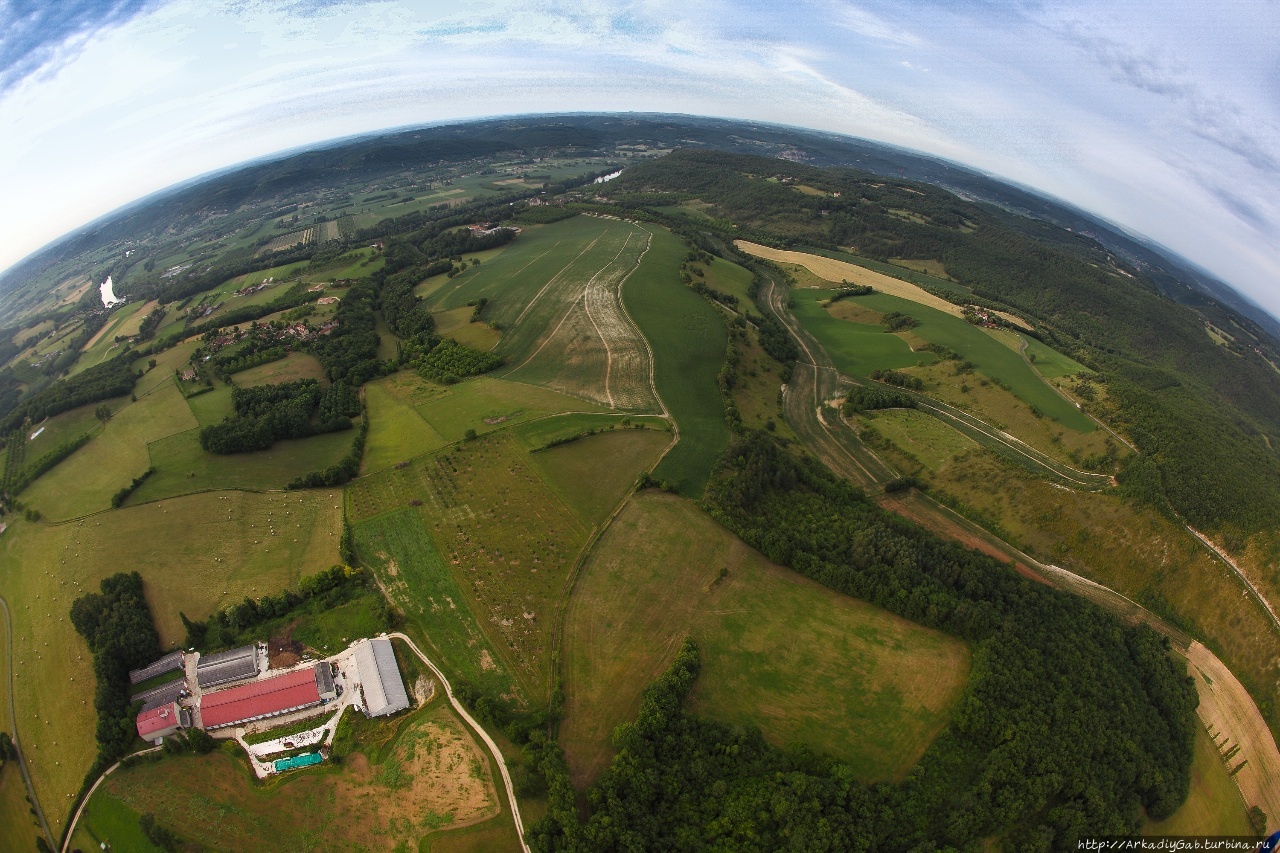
[136,703,178,738]
[199,667,320,728]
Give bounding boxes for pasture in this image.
[0,764,43,853]
[350,432,586,700]
[701,256,757,315]
[560,492,971,787]
[0,490,340,834]
[433,305,501,352]
[394,375,607,443]
[233,352,327,387]
[361,377,448,474]
[986,327,1091,379]
[24,383,198,520]
[81,700,501,852]
[351,509,517,700]
[861,408,979,473]
[129,424,354,502]
[622,227,729,497]
[527,427,671,526]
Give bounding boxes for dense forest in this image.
[529,433,1199,850]
[69,573,163,793]
[198,379,359,453]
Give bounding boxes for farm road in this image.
[755,257,1280,829]
[0,594,54,850]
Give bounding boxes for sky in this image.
[1,0,1278,318]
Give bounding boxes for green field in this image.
[352,509,515,699]
[511,412,667,450]
[799,288,1095,431]
[791,289,928,375]
[361,376,448,473]
[1143,726,1253,835]
[71,790,162,853]
[0,489,341,835]
[433,305,502,352]
[233,352,328,387]
[81,699,503,852]
[390,375,607,443]
[0,764,44,853]
[862,408,979,472]
[24,383,198,520]
[622,227,730,497]
[561,492,971,787]
[23,396,119,453]
[986,327,1092,379]
[350,432,585,700]
[527,427,671,526]
[701,255,757,313]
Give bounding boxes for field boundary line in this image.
[387,632,530,853]
[1186,525,1280,636]
[0,594,54,850]
[60,745,163,853]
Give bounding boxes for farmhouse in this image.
[196,644,259,689]
[135,702,183,744]
[199,664,332,729]
[129,650,183,685]
[352,637,409,718]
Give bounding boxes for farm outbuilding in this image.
[198,665,328,729]
[136,678,186,712]
[136,702,182,744]
[129,650,183,685]
[352,637,409,718]
[196,644,259,689]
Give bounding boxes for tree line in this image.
[198,379,359,454]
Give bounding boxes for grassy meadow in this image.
[527,427,670,526]
[561,492,971,787]
[622,227,729,497]
[1142,726,1252,835]
[361,376,448,474]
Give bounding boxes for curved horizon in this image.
[1,1,1276,319]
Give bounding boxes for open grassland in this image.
[373,312,401,361]
[352,509,517,700]
[860,408,979,473]
[130,425,354,502]
[24,396,122,451]
[69,791,160,853]
[25,384,198,520]
[738,241,965,316]
[362,377,447,474]
[623,227,729,497]
[13,320,54,348]
[233,352,327,387]
[925,450,1280,740]
[184,383,233,426]
[386,374,607,443]
[433,305,502,352]
[730,330,798,440]
[528,428,671,526]
[0,490,340,835]
[561,492,970,787]
[113,300,160,339]
[350,432,586,700]
[512,412,668,450]
[891,258,951,279]
[323,246,385,280]
[1143,726,1252,835]
[85,699,500,852]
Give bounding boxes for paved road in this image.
[387,632,529,853]
[0,594,54,851]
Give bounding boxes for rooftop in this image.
[200,666,322,729]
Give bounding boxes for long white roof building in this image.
[352,637,409,718]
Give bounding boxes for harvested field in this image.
[256,226,314,256]
[737,241,964,317]
[561,492,970,787]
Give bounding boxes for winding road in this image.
[754,260,1280,828]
